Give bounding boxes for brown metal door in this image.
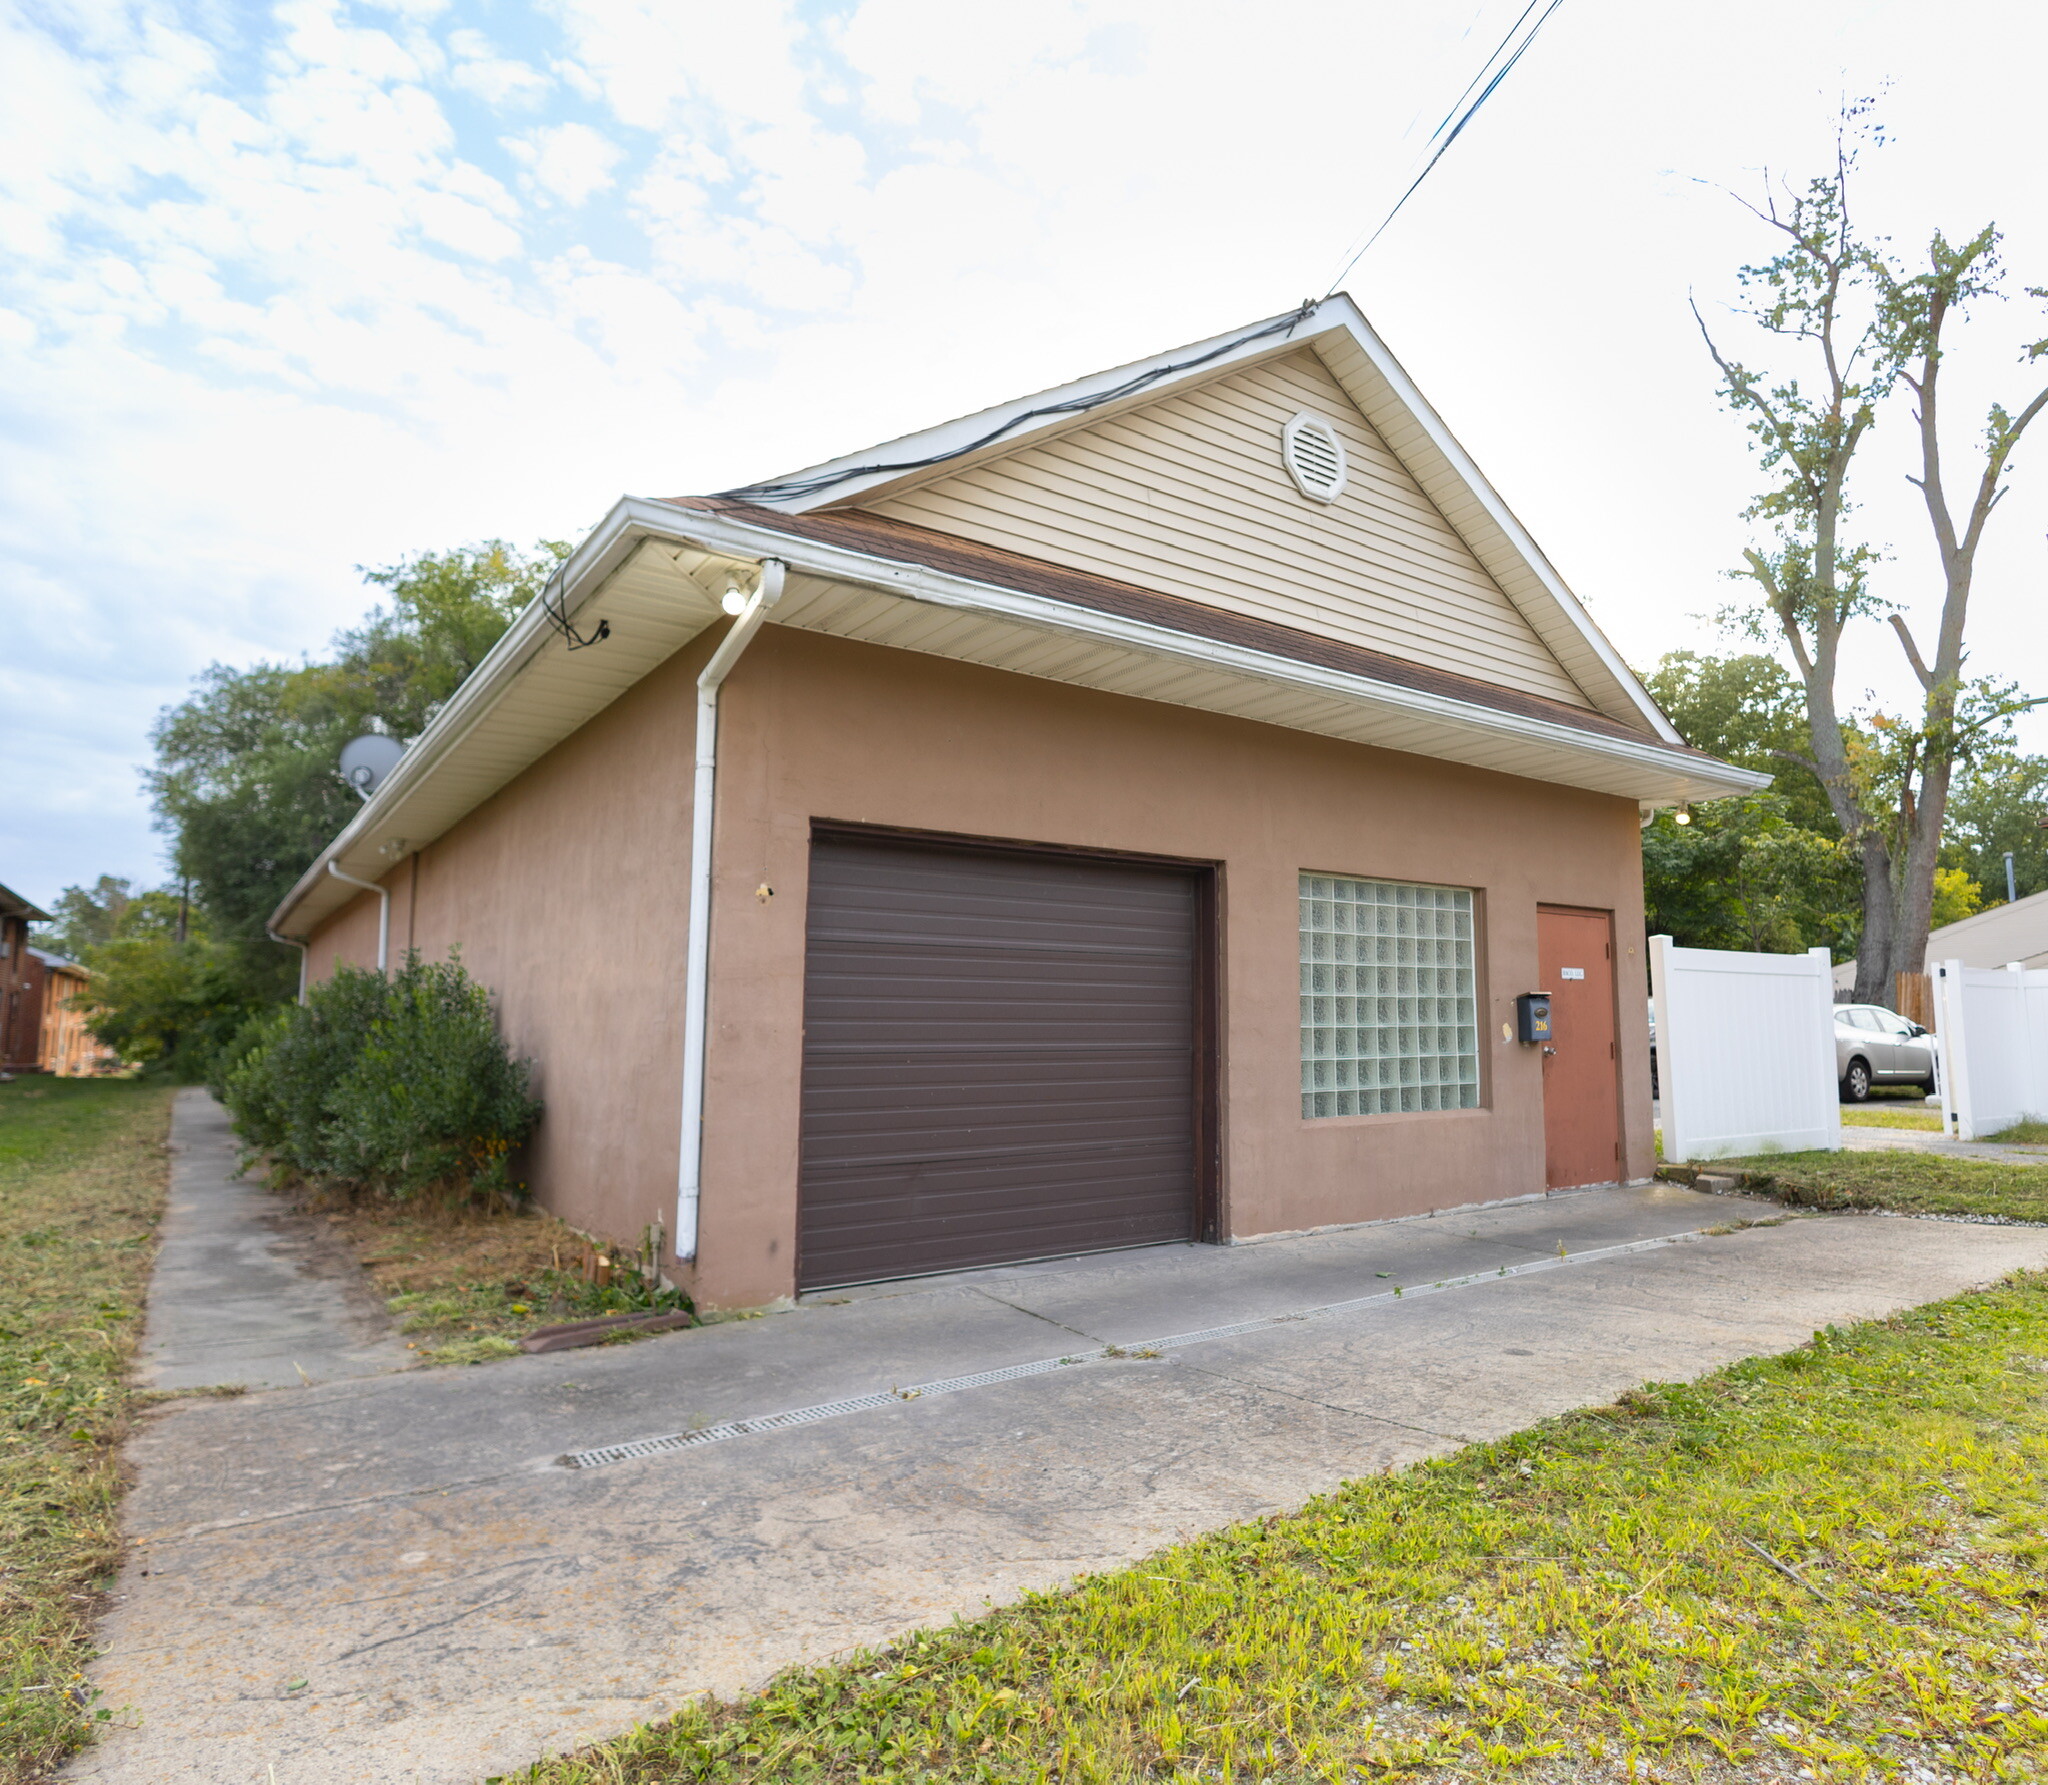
[1536,906,1621,1188]
[799,833,1200,1289]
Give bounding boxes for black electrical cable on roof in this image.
[717,299,1321,506]
[1321,0,1567,296]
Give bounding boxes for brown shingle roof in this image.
[662,497,1691,754]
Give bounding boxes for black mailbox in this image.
[1516,992,1553,1044]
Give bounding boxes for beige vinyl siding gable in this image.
[862,348,1597,711]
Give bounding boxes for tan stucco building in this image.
[272,297,1760,1311]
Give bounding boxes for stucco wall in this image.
[309,631,707,1249]
[307,623,1653,1309]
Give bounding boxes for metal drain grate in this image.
[559,1228,1707,1469]
[562,1354,1101,1468]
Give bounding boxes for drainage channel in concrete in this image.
[73,1184,2048,1785]
[561,1226,1714,1468]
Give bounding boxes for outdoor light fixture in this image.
[1674,806,1692,826]
[720,586,749,615]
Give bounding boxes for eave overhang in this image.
[270,496,1766,940]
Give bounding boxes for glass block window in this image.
[1300,874,1480,1119]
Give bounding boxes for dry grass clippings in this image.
[0,1077,173,1781]
[287,1187,688,1366]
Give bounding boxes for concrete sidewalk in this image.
[138,1090,410,1391]
[1840,1123,2048,1163]
[74,1170,2048,1784]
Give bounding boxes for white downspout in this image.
[267,928,309,1005]
[676,559,786,1264]
[326,862,390,973]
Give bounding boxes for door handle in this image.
[1542,1046,1558,1056]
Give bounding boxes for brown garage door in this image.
[799,832,1202,1290]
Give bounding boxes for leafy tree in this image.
[145,540,563,1014]
[1643,793,1858,956]
[74,890,243,1075]
[1643,651,1833,833]
[1696,109,2048,1002]
[1928,865,1984,930]
[34,876,135,961]
[1941,749,2048,903]
[148,662,364,1005]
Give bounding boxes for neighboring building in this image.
[269,296,1761,1310]
[34,950,121,1077]
[0,882,53,1074]
[1834,885,2048,994]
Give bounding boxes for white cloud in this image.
[504,120,623,205]
[5,0,2048,905]
[447,27,550,108]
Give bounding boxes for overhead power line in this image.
[1322,0,1567,295]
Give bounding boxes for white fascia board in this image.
[274,496,1762,939]
[653,504,1764,799]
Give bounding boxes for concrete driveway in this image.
[74,1174,2048,1785]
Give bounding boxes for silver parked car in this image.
[1834,1003,1937,1102]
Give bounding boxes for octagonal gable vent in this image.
[1281,411,1348,503]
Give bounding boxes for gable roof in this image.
[728,294,1679,743]
[861,347,1595,713]
[271,299,1765,940]
[0,883,50,925]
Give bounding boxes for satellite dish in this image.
[339,733,405,800]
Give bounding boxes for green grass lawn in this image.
[509,1270,2048,1784]
[1987,1120,2048,1146]
[0,1077,172,1782]
[1723,1150,2048,1224]
[1838,1105,1943,1131]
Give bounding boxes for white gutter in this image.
[270,497,1763,941]
[326,862,390,972]
[661,504,1770,798]
[675,560,786,1264]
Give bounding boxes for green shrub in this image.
[222,955,539,1201]
[206,1004,284,1105]
[321,957,539,1199]
[226,963,392,1175]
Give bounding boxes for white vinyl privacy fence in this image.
[1934,959,2048,1140]
[1649,936,1842,1161]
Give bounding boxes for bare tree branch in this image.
[1767,745,1826,778]
[1888,613,1934,688]
[1958,381,2048,563]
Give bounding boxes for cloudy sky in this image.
[4,0,2046,909]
